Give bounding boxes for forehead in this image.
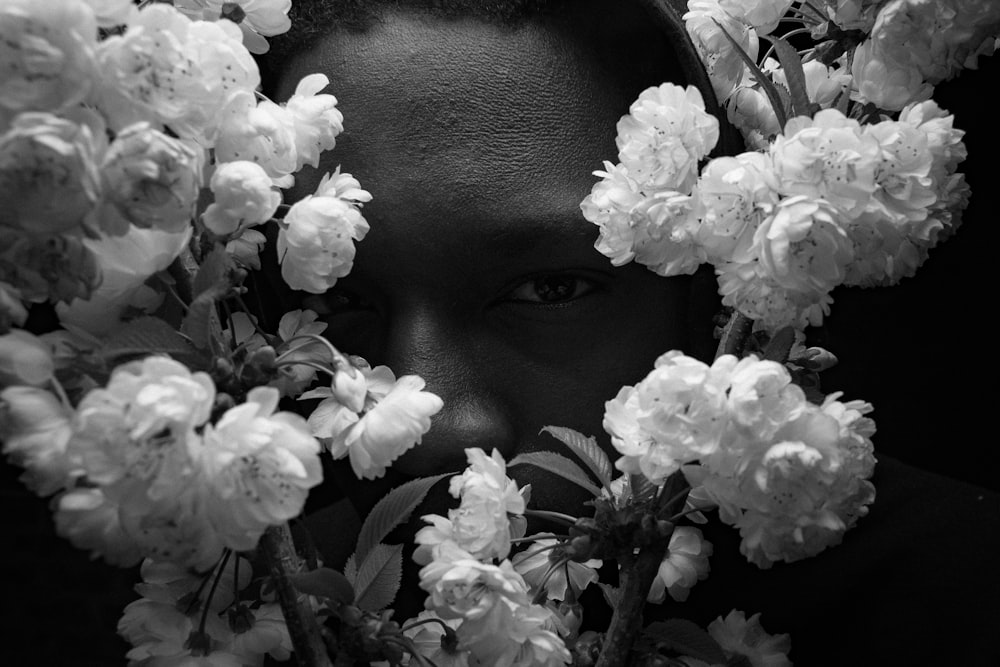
[273,6,685,228]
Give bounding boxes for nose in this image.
[377,300,518,477]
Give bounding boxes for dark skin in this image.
[273,2,715,519]
[269,5,1000,664]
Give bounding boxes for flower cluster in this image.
[1,351,323,570]
[582,0,985,332]
[0,0,355,328]
[119,556,293,666]
[604,351,876,567]
[411,448,577,666]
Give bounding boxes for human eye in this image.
[501,272,602,305]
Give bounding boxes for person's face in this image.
[273,2,708,513]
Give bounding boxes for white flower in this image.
[604,351,735,485]
[83,0,136,28]
[0,0,99,115]
[708,610,791,667]
[95,3,260,143]
[0,329,54,386]
[717,0,794,34]
[97,122,204,236]
[724,80,781,146]
[581,162,703,276]
[198,387,323,552]
[768,109,881,219]
[277,169,372,293]
[0,227,100,304]
[0,112,102,235]
[684,0,760,102]
[0,386,75,496]
[0,282,27,329]
[70,357,213,501]
[419,541,531,622]
[203,160,282,237]
[55,225,192,336]
[615,83,720,193]
[647,526,712,603]
[178,0,292,55]
[693,151,778,262]
[726,355,807,440]
[580,161,648,266]
[512,537,602,601]
[850,38,932,112]
[285,74,345,170]
[417,448,526,562]
[310,365,443,479]
[215,90,298,187]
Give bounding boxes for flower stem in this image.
[259,523,333,667]
[594,473,689,667]
[523,509,578,526]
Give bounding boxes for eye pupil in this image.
[533,276,575,302]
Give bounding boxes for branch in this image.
[259,524,334,667]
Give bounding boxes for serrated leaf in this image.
[354,473,452,565]
[287,567,355,606]
[354,543,403,612]
[507,451,602,498]
[761,326,796,363]
[541,425,613,490]
[712,18,788,129]
[631,473,658,503]
[643,619,727,664]
[763,35,812,118]
[343,554,358,585]
[99,316,200,363]
[179,294,219,350]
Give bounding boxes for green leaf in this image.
[179,293,223,351]
[643,619,727,664]
[353,473,452,565]
[541,426,613,490]
[711,18,788,129]
[98,316,201,364]
[287,567,355,606]
[353,543,403,612]
[508,451,602,498]
[763,34,813,118]
[761,326,796,363]
[631,473,659,503]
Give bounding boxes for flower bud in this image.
[331,365,367,413]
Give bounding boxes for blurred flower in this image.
[647,526,712,603]
[55,225,192,336]
[708,610,791,667]
[0,329,55,386]
[199,387,323,551]
[0,112,102,235]
[718,0,794,34]
[402,611,468,667]
[0,386,75,496]
[98,122,204,236]
[176,0,292,55]
[0,282,27,330]
[202,160,282,237]
[95,3,260,143]
[0,0,98,115]
[0,228,101,304]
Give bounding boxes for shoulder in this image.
[666,455,1000,666]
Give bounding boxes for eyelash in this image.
[504,274,600,305]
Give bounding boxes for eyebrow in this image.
[481,212,600,261]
